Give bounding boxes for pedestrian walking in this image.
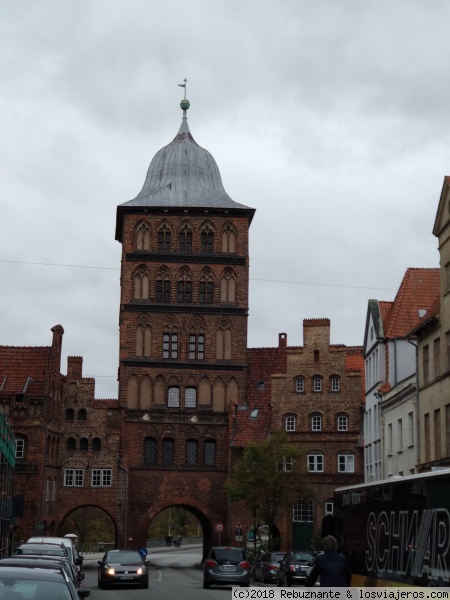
[306,536,351,587]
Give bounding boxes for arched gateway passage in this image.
[59,505,117,552]
[146,502,214,561]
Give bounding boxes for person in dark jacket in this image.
[306,536,351,587]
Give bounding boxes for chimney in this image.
[67,357,83,380]
[278,333,287,348]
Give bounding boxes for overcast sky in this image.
[1,1,447,398]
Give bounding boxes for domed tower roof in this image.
[116,99,254,241]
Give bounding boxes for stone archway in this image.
[59,505,117,552]
[145,498,213,561]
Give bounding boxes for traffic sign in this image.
[215,522,224,533]
[139,548,148,557]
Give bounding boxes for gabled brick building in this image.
[230,321,364,551]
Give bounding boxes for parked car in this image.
[97,549,149,589]
[277,551,314,587]
[27,536,83,568]
[0,555,85,590]
[14,542,69,559]
[203,546,251,589]
[253,552,285,583]
[0,563,89,599]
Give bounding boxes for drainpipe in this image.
[118,455,128,548]
[407,338,419,468]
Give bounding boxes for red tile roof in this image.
[0,345,52,397]
[232,347,287,447]
[94,399,120,408]
[383,268,440,338]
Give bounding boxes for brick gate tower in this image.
[115,96,255,554]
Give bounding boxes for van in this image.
[26,536,83,568]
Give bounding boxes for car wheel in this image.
[142,581,149,589]
[203,581,211,589]
[240,582,250,587]
[286,575,291,587]
[98,577,105,590]
[277,576,282,587]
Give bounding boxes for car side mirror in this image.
[97,560,102,566]
[75,557,83,565]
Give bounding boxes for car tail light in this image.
[205,559,218,568]
[239,561,250,569]
[289,565,296,572]
[268,565,277,571]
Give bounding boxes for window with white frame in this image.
[311,415,322,431]
[293,498,313,522]
[337,415,348,431]
[285,415,296,432]
[324,501,334,515]
[307,454,324,472]
[338,454,354,473]
[64,468,84,487]
[167,387,180,408]
[387,423,393,454]
[331,376,340,392]
[313,376,322,392]
[15,438,25,459]
[295,377,305,393]
[92,468,112,487]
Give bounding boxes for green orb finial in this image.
[180,98,190,111]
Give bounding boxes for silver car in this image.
[203,546,251,588]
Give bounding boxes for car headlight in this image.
[137,567,143,575]
[107,567,115,575]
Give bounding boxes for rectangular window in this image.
[307,454,324,472]
[446,405,450,456]
[279,457,293,472]
[338,455,354,473]
[162,439,174,465]
[15,439,25,459]
[434,338,441,378]
[52,479,56,502]
[324,501,334,515]
[64,469,84,487]
[337,416,348,431]
[45,480,50,502]
[186,440,198,466]
[408,412,414,446]
[313,377,322,392]
[434,409,441,458]
[447,332,450,372]
[397,418,403,451]
[424,413,430,462]
[92,469,112,487]
[163,333,178,359]
[293,498,313,522]
[188,334,204,360]
[295,378,304,393]
[387,423,393,454]
[204,440,216,466]
[331,376,340,392]
[423,345,430,384]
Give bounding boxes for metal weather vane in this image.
[178,78,187,99]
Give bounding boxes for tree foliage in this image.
[225,431,310,550]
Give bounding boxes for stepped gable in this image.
[232,346,287,446]
[383,268,440,338]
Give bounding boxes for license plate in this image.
[220,565,236,571]
[120,576,133,580]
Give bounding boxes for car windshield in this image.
[106,551,141,564]
[15,545,66,557]
[293,553,313,562]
